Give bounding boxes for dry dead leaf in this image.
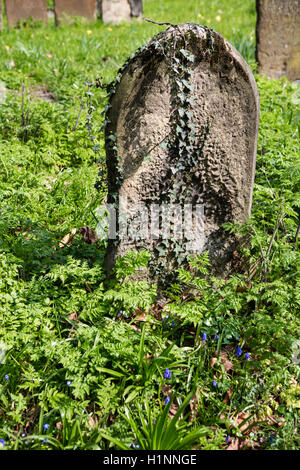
[78,226,99,244]
[161,384,171,394]
[239,438,260,450]
[59,228,77,248]
[168,400,179,418]
[88,415,98,429]
[130,324,141,332]
[211,350,233,373]
[68,312,79,322]
[234,412,257,434]
[226,438,239,450]
[223,388,232,404]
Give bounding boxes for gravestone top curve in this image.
[104,24,260,281]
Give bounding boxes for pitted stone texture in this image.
[101,0,142,24]
[105,24,259,278]
[4,0,47,28]
[256,0,300,81]
[54,0,97,23]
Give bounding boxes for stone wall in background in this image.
[100,0,143,24]
[256,0,300,81]
[54,0,97,23]
[4,0,48,28]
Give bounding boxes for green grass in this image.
[0,0,299,451]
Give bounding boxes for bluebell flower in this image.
[0,439,5,448]
[270,434,275,444]
[43,423,50,431]
[212,380,217,387]
[42,438,48,444]
[164,396,170,406]
[163,368,172,380]
[202,333,207,341]
[4,375,9,382]
[225,435,231,443]
[245,352,250,360]
[66,380,72,386]
[214,334,220,340]
[236,345,242,357]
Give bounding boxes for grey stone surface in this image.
[101,0,131,24]
[54,0,97,23]
[100,0,142,24]
[105,24,259,280]
[256,0,300,81]
[4,0,48,28]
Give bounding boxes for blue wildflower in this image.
[236,345,242,357]
[202,333,207,341]
[225,435,231,443]
[4,375,9,382]
[270,434,275,444]
[212,380,217,387]
[66,380,72,386]
[42,438,48,444]
[164,396,170,406]
[163,368,172,380]
[214,334,220,340]
[245,352,250,360]
[43,423,50,431]
[0,439,5,448]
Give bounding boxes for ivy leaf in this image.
[160,141,168,151]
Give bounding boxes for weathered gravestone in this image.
[100,0,142,24]
[54,0,97,23]
[104,24,259,281]
[256,0,300,81]
[4,0,48,28]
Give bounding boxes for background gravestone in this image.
[104,24,259,280]
[100,0,142,24]
[54,0,97,23]
[256,0,300,81]
[4,0,48,28]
